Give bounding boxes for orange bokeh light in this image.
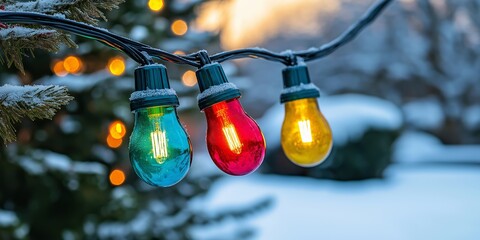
[171,20,188,36]
[52,60,68,77]
[106,134,123,148]
[182,70,197,87]
[109,169,126,186]
[63,56,83,74]
[108,57,126,76]
[109,120,127,139]
[173,50,186,55]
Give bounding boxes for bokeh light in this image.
[181,70,197,87]
[108,57,126,76]
[52,60,68,77]
[107,134,123,148]
[148,0,164,12]
[109,120,127,139]
[173,50,186,55]
[63,56,83,74]
[109,169,126,186]
[171,20,188,36]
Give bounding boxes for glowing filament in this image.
[151,123,168,162]
[298,120,313,143]
[222,125,242,154]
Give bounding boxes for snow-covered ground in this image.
[194,164,480,240]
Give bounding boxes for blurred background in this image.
[1,0,480,239]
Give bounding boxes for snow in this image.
[194,164,480,239]
[15,150,106,175]
[462,105,480,130]
[280,83,319,94]
[130,89,177,101]
[91,145,116,164]
[38,71,110,92]
[5,1,70,12]
[0,27,56,40]
[130,26,149,41]
[59,115,82,134]
[258,94,403,148]
[197,83,239,101]
[0,84,65,107]
[0,210,19,227]
[393,131,480,163]
[403,98,445,130]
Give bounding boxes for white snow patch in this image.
[258,94,403,148]
[393,131,480,163]
[403,98,445,130]
[18,156,45,175]
[197,83,238,101]
[130,26,149,41]
[194,164,480,239]
[59,116,81,134]
[43,151,71,172]
[37,71,110,92]
[280,83,319,94]
[462,105,480,130]
[0,27,56,40]
[130,89,177,101]
[0,210,19,227]
[0,84,65,107]
[15,150,106,175]
[91,145,116,164]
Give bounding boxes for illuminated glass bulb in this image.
[129,64,192,187]
[196,63,265,175]
[129,106,191,187]
[280,65,333,167]
[281,98,332,166]
[204,99,265,175]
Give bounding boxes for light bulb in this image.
[281,98,332,166]
[129,106,191,187]
[204,99,265,175]
[280,65,333,167]
[129,64,192,187]
[196,63,265,175]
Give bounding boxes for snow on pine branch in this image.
[0,26,56,39]
[4,0,125,24]
[0,0,124,72]
[0,27,76,73]
[0,84,74,143]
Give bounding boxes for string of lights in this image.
[0,0,393,187]
[0,0,392,67]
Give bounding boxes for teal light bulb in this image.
[129,106,192,187]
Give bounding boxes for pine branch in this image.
[0,27,76,72]
[0,84,74,144]
[0,0,124,72]
[4,0,125,24]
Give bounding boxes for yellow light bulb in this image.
[281,98,333,167]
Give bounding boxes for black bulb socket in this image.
[130,64,179,111]
[280,65,320,103]
[196,63,241,110]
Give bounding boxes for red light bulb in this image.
[204,98,265,175]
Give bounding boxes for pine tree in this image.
[0,0,270,238]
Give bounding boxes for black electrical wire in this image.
[0,12,150,65]
[0,0,393,67]
[293,0,393,61]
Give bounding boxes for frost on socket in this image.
[130,89,177,101]
[197,83,239,101]
[281,83,320,94]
